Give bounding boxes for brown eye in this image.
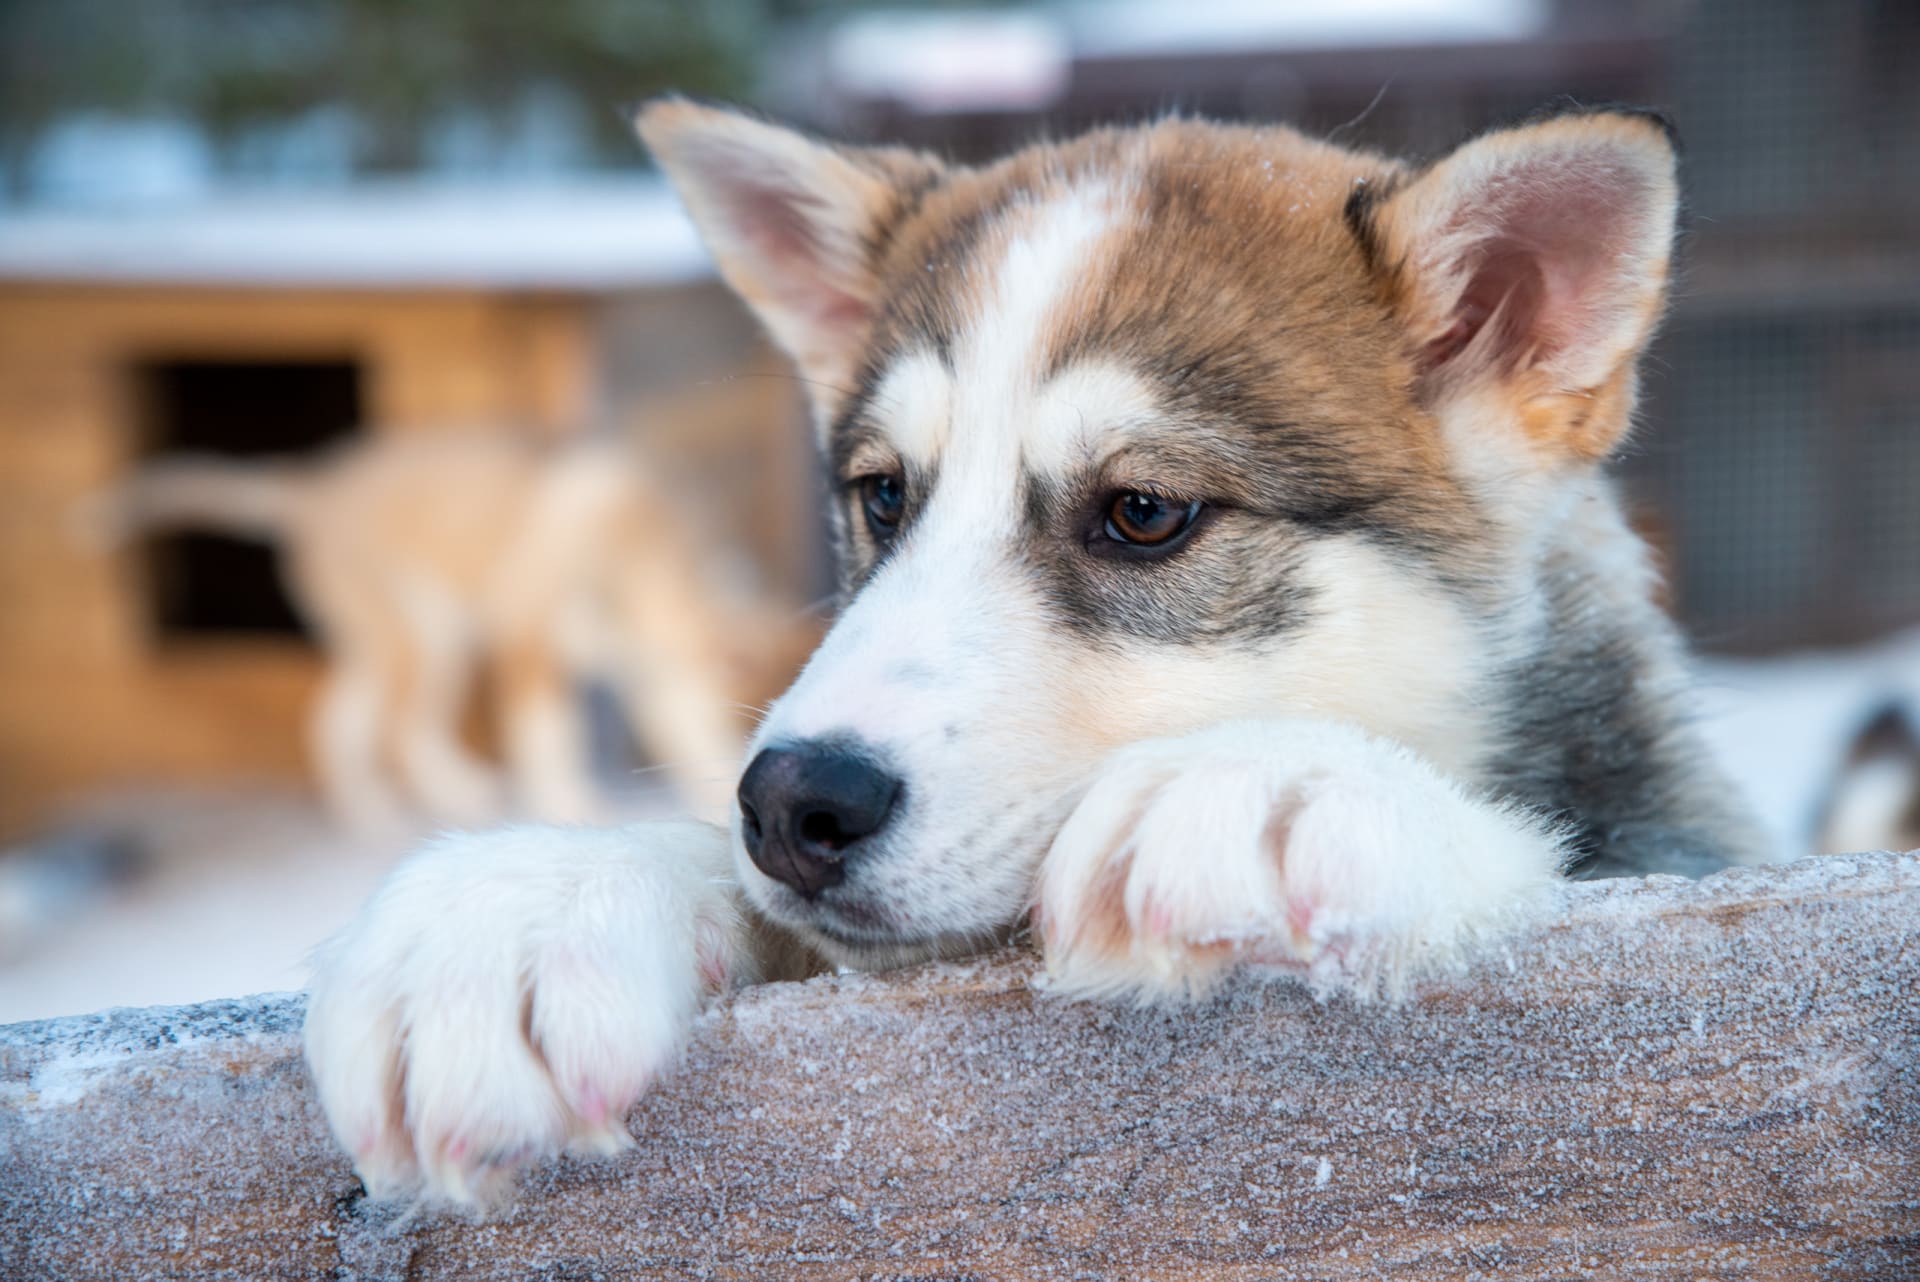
[860,472,905,540]
[1105,491,1202,547]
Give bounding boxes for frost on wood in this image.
[4,853,1919,1281]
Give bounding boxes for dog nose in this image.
[736,742,902,898]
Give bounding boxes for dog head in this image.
[639,101,1679,966]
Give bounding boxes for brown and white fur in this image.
[99,431,766,827]
[304,102,1771,1204]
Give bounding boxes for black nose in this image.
[736,742,902,898]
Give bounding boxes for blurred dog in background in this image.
[1817,703,1920,856]
[91,431,812,829]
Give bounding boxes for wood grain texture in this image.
[4,851,1918,1281]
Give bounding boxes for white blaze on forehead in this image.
[960,178,1131,394]
[930,180,1138,541]
[861,177,1140,477]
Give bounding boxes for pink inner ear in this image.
[1420,243,1544,374]
[697,151,871,337]
[1421,153,1655,385]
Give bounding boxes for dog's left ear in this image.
[1363,108,1679,461]
[637,99,943,391]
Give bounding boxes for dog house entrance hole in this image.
[137,359,363,639]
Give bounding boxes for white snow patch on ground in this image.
[1694,626,1920,854]
[0,784,682,1024]
[0,788,409,1023]
[0,178,713,290]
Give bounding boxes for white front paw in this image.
[303,821,743,1205]
[1036,720,1564,1002]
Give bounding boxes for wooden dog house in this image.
[0,183,814,838]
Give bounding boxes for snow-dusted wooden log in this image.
[3,852,1917,1281]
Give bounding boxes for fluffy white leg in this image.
[612,655,746,823]
[312,663,408,834]
[390,609,502,826]
[506,691,604,824]
[1036,719,1566,1003]
[303,820,748,1205]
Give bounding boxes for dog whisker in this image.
[621,758,744,781]
[699,370,865,403]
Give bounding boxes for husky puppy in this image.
[304,101,1769,1203]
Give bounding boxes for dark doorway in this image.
[136,358,363,638]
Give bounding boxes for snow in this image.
[0,177,713,290]
[0,790,407,1025]
[1694,625,1920,853]
[818,1,1550,114]
[0,785,683,1025]
[827,13,1072,113]
[1067,0,1548,59]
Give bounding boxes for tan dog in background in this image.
[97,431,805,829]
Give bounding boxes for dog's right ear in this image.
[637,99,943,391]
